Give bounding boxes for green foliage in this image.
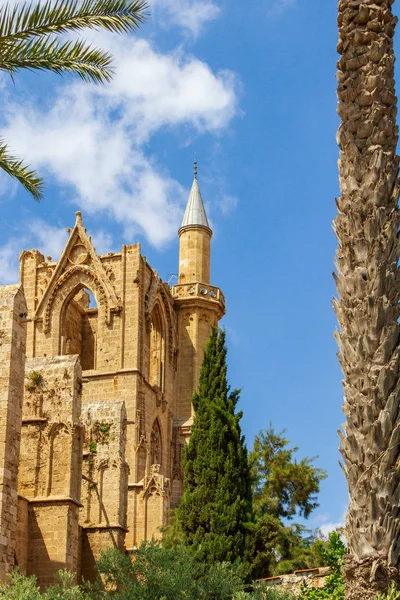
[0,142,44,201]
[89,440,97,453]
[234,582,296,600]
[0,569,92,600]
[249,426,327,579]
[95,541,243,599]
[98,424,110,437]
[161,509,184,549]
[297,532,346,600]
[318,531,345,573]
[43,571,91,600]
[374,583,400,600]
[175,328,253,566]
[0,568,42,600]
[250,514,328,579]
[250,426,327,521]
[25,370,43,391]
[261,590,296,600]
[0,0,148,200]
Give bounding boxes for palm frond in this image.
[0,0,149,42]
[0,37,114,82]
[0,141,44,201]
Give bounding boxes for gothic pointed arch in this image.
[41,269,106,356]
[145,272,177,365]
[60,285,98,370]
[34,212,121,334]
[150,302,165,390]
[160,283,178,363]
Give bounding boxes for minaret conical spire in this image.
[180,159,210,231]
[178,160,212,285]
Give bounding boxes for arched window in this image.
[61,287,97,370]
[150,420,162,467]
[149,306,165,390]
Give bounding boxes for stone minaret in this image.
[178,160,212,286]
[172,161,225,421]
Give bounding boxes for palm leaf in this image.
[0,0,149,42]
[0,141,44,201]
[0,0,149,200]
[0,37,114,82]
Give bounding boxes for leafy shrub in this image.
[95,541,244,599]
[25,370,43,391]
[0,569,90,600]
[234,582,295,600]
[0,569,42,600]
[297,532,345,600]
[43,570,92,600]
[375,583,400,600]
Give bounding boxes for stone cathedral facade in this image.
[0,169,225,587]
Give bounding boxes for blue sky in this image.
[2,0,398,537]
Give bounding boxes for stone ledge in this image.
[28,496,83,508]
[82,368,140,380]
[81,524,128,532]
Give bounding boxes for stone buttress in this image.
[0,285,27,580]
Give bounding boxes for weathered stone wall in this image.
[19,355,82,587]
[28,501,80,589]
[80,401,128,580]
[259,567,331,597]
[0,285,27,581]
[15,496,29,573]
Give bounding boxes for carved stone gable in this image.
[34,212,122,332]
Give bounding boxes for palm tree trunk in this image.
[335,0,400,598]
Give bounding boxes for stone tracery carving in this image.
[145,271,161,317]
[142,463,170,499]
[68,244,89,265]
[145,274,177,364]
[150,420,162,467]
[34,215,122,333]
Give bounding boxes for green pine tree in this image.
[176,328,253,566]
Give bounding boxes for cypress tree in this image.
[176,328,253,565]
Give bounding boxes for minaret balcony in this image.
[171,283,225,313]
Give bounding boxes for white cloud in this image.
[91,230,115,255]
[97,38,237,139]
[318,520,345,538]
[314,510,346,539]
[0,238,23,284]
[2,37,238,249]
[151,0,220,37]
[267,0,296,17]
[216,193,239,216]
[27,220,69,262]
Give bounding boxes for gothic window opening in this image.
[61,287,98,370]
[150,420,162,468]
[149,306,165,390]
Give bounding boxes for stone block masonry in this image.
[19,355,82,587]
[0,285,27,581]
[80,401,128,582]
